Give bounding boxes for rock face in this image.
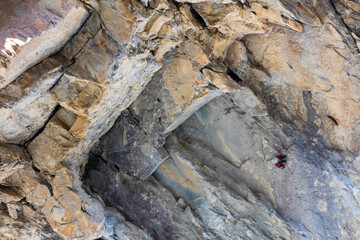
[0,0,360,239]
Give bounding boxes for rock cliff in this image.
[0,0,360,239]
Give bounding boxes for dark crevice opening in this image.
[242,0,250,7]
[172,0,182,11]
[327,115,338,125]
[112,163,120,172]
[32,165,41,173]
[38,174,54,197]
[226,67,243,83]
[200,65,222,74]
[23,104,60,148]
[189,5,207,28]
[48,71,65,92]
[287,62,293,69]
[281,14,289,24]
[82,152,102,181]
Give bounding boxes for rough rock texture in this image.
[0,0,360,239]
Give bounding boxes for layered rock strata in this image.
[0,0,360,239]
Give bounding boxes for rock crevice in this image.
[0,0,360,239]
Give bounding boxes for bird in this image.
[274,154,287,169]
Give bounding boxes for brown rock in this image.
[0,187,25,204]
[0,144,30,182]
[0,0,89,88]
[98,0,135,45]
[0,0,360,239]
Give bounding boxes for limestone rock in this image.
[0,0,360,239]
[0,0,89,89]
[0,144,30,182]
[98,0,135,45]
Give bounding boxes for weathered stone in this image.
[93,111,169,179]
[98,0,135,45]
[0,187,25,204]
[26,184,51,208]
[332,0,360,37]
[86,160,209,240]
[0,0,89,88]
[0,0,360,239]
[42,185,105,240]
[0,144,30,182]
[102,207,153,240]
[242,24,360,152]
[6,202,20,219]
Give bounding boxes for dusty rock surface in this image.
[0,0,360,239]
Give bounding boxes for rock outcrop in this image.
[0,0,360,239]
